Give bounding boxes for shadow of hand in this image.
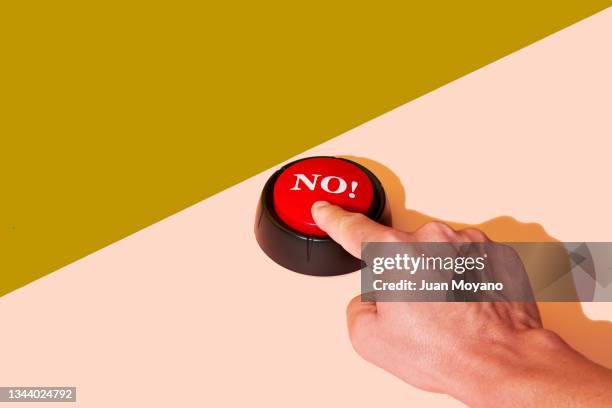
[345,155,612,369]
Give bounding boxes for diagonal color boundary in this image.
[1,3,610,297]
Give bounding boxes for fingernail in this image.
[312,201,330,210]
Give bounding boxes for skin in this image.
[311,201,612,407]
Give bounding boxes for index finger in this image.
[311,201,411,258]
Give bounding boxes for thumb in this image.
[311,201,410,258]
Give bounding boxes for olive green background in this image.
[1,2,610,297]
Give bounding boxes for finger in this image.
[311,201,410,258]
[346,294,377,323]
[346,294,378,351]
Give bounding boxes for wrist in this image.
[448,329,612,407]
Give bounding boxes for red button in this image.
[273,157,374,237]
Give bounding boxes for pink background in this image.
[0,9,610,407]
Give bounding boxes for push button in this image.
[255,156,389,276]
[273,157,375,237]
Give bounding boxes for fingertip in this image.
[311,200,333,223]
[311,200,331,212]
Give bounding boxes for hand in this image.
[312,201,612,407]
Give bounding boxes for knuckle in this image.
[381,229,407,242]
[533,330,565,347]
[459,228,488,242]
[417,221,456,241]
